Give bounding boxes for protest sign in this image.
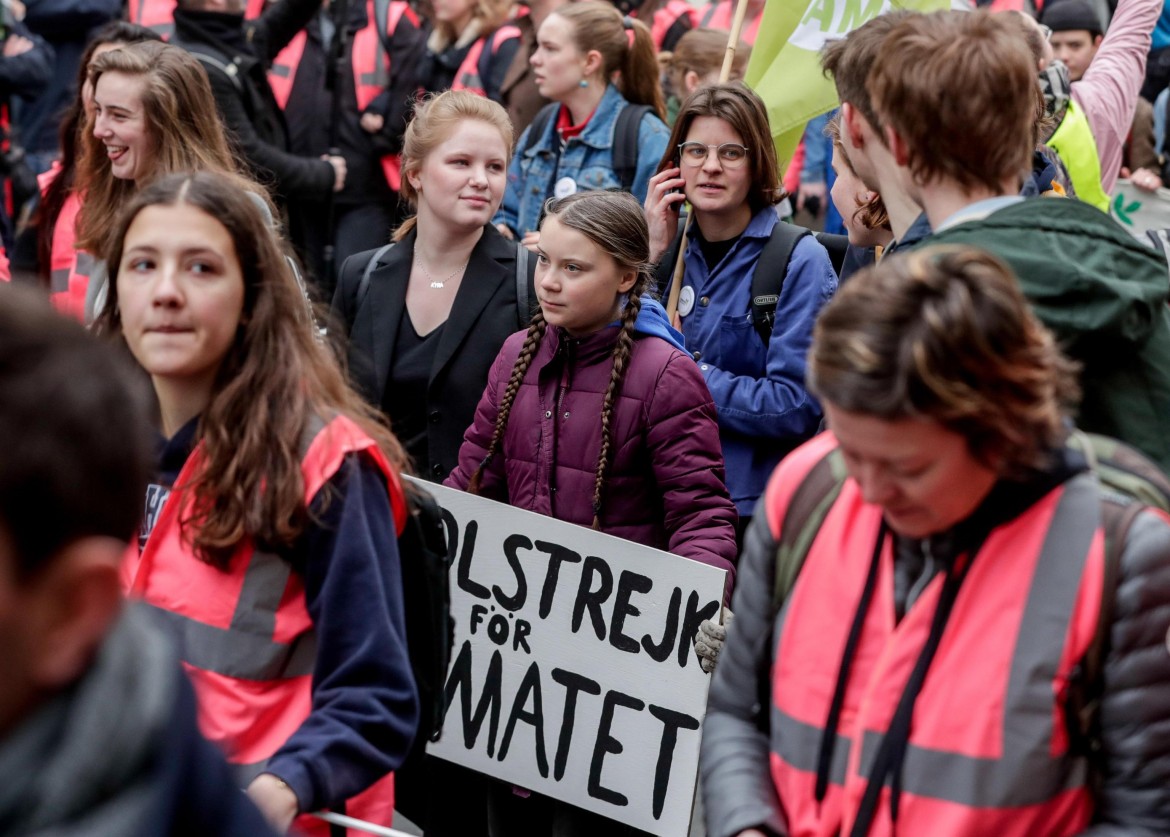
[418,480,727,837]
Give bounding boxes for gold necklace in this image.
[415,255,468,289]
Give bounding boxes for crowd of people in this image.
[2,0,1170,835]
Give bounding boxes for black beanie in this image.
[1040,0,1104,38]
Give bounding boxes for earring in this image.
[579,78,588,88]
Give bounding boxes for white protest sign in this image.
[416,479,727,837]
[1109,179,1170,241]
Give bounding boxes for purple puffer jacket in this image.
[446,324,739,590]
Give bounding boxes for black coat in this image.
[172,5,334,203]
[332,224,536,481]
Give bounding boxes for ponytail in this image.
[619,17,666,121]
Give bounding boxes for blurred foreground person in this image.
[0,285,276,837]
[701,246,1170,837]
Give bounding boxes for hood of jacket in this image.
[922,196,1167,348]
[0,607,176,835]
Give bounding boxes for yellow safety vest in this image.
[1047,99,1110,212]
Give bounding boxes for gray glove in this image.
[694,610,735,674]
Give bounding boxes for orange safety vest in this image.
[268,0,416,191]
[451,19,524,97]
[128,0,266,39]
[38,167,92,322]
[696,0,761,44]
[123,414,409,836]
[765,432,1102,837]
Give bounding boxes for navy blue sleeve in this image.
[0,26,54,100]
[266,454,419,814]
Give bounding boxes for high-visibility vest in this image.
[36,166,92,322]
[268,0,416,191]
[765,432,1102,837]
[123,414,409,837]
[451,20,523,98]
[638,0,697,51]
[696,0,761,44]
[1047,98,1110,213]
[128,0,266,39]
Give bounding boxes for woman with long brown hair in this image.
[97,170,417,836]
[75,39,264,321]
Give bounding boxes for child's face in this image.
[535,216,637,338]
[117,202,245,404]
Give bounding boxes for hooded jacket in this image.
[0,607,278,837]
[445,297,739,591]
[919,197,1170,472]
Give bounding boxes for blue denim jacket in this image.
[680,208,838,516]
[494,84,670,235]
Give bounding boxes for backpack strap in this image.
[522,102,559,156]
[357,242,395,311]
[612,103,654,191]
[515,242,534,328]
[183,43,245,93]
[750,221,810,344]
[771,446,849,611]
[814,231,849,276]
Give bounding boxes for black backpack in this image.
[522,101,654,191]
[398,481,454,743]
[653,220,847,344]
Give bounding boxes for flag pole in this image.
[665,0,754,320]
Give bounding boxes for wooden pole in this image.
[665,0,754,320]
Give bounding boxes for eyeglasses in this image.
[677,141,750,168]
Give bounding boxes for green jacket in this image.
[918,197,1170,472]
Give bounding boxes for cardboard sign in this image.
[1109,178,1170,241]
[417,480,727,837]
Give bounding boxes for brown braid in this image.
[591,274,650,529]
[467,310,549,495]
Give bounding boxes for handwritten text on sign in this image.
[421,482,726,837]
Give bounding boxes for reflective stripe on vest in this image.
[123,413,407,766]
[452,23,522,97]
[1047,99,1109,212]
[45,188,93,322]
[767,442,1101,837]
[268,0,413,190]
[646,0,696,50]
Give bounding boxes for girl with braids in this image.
[447,188,736,833]
[98,171,417,836]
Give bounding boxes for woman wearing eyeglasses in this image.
[645,82,838,540]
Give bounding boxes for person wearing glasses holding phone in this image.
[645,82,837,543]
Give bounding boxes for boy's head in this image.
[0,286,152,737]
[820,10,916,189]
[867,10,1038,196]
[1040,0,1104,81]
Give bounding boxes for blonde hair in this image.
[430,0,516,48]
[394,90,515,241]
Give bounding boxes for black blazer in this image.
[333,224,537,481]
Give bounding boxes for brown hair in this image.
[866,11,1036,194]
[467,189,652,528]
[819,9,916,138]
[809,246,1080,476]
[658,82,782,212]
[38,22,162,289]
[665,28,750,96]
[552,2,665,120]
[96,172,410,569]
[825,113,890,232]
[395,90,515,242]
[76,41,260,255]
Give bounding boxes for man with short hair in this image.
[869,9,1170,472]
[0,285,277,837]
